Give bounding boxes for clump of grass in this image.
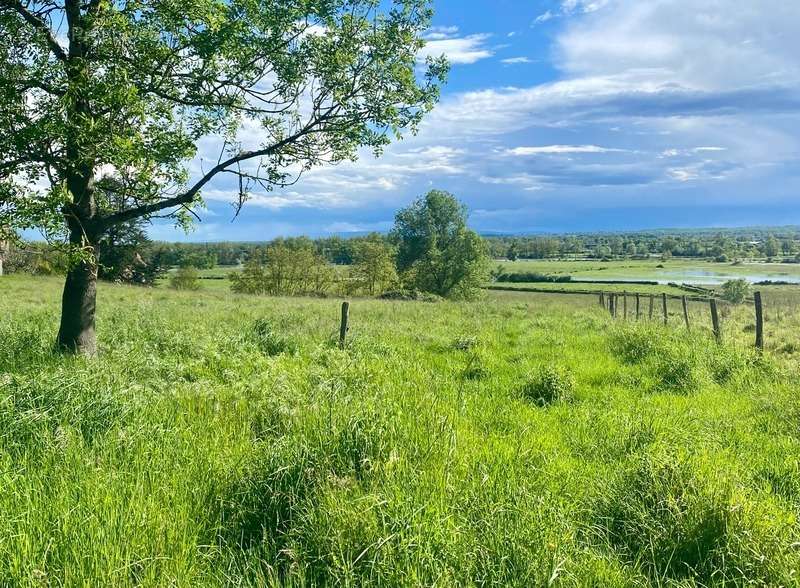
[610,326,661,364]
[654,350,706,394]
[521,364,575,405]
[590,451,796,585]
[591,453,731,582]
[463,350,490,380]
[251,318,298,356]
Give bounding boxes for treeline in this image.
[149,234,393,269]
[486,228,800,261]
[3,191,490,301]
[150,227,800,266]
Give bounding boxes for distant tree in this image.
[170,266,200,291]
[782,239,794,256]
[350,235,397,296]
[506,241,520,261]
[392,190,488,299]
[721,279,750,304]
[763,236,780,258]
[230,241,333,296]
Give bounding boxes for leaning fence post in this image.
[662,293,668,326]
[681,296,690,331]
[636,293,641,321]
[623,291,628,321]
[754,291,764,351]
[339,301,350,349]
[648,295,654,320]
[710,298,722,344]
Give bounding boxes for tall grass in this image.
[1,275,799,585]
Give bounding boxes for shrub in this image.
[170,265,200,290]
[522,364,575,405]
[721,279,750,304]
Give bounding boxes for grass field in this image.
[495,258,800,285]
[3,275,800,585]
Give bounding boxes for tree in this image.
[230,240,333,296]
[763,235,780,258]
[350,234,397,295]
[391,190,488,299]
[0,0,446,355]
[506,241,520,262]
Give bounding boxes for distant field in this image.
[3,274,800,585]
[494,258,800,285]
[487,281,690,296]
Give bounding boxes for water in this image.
[574,268,800,286]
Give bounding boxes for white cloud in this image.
[501,57,533,65]
[418,28,493,65]
[505,145,626,155]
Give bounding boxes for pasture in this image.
[2,274,800,585]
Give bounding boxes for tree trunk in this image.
[57,236,98,356]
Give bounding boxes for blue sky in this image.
[155,0,800,242]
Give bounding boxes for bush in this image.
[170,265,200,290]
[721,279,750,304]
[378,289,442,302]
[521,364,575,405]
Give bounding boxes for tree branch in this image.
[0,0,68,62]
[98,115,332,228]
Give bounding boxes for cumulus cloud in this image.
[418,28,493,65]
[184,0,800,238]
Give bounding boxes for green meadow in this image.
[2,275,800,586]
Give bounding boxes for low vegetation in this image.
[2,274,800,585]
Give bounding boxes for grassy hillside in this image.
[2,275,800,586]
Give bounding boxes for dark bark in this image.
[57,232,98,356]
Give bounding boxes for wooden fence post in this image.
[662,293,668,326]
[635,293,641,321]
[339,301,350,349]
[681,296,690,331]
[648,295,654,320]
[623,291,628,321]
[599,291,605,307]
[710,298,722,344]
[754,291,764,351]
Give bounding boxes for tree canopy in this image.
[392,190,488,299]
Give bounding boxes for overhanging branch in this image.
[0,0,68,62]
